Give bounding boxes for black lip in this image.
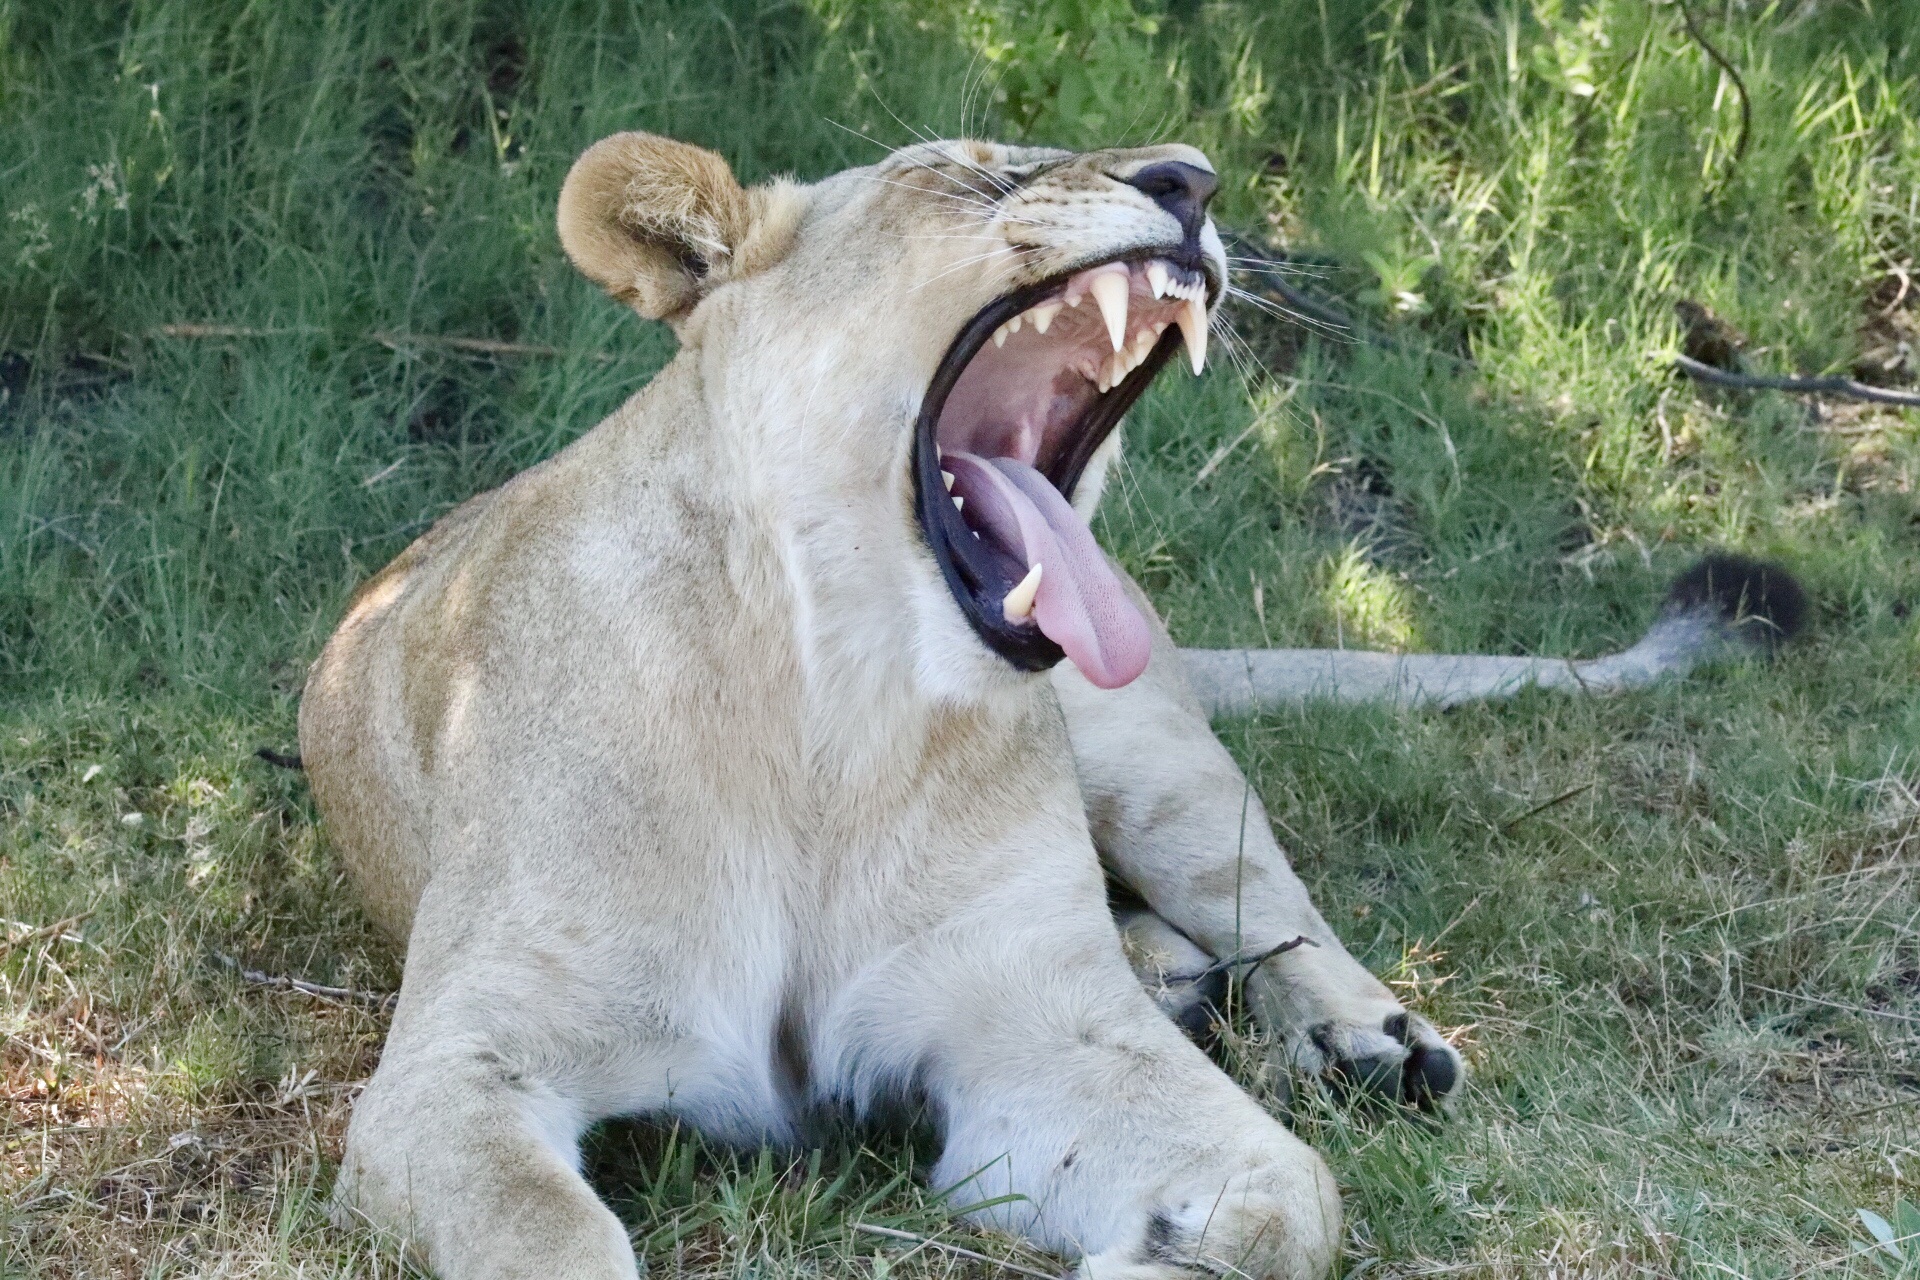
[913,251,1215,673]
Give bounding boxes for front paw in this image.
[1282,1008,1460,1108]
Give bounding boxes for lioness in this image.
[301,133,1800,1280]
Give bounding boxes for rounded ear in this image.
[557,132,804,321]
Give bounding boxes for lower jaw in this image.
[913,325,1181,675]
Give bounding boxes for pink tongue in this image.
[942,453,1153,689]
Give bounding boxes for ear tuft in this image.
[557,133,801,320]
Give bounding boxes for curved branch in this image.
[1675,0,1752,191]
[1673,353,1920,408]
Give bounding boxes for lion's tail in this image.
[1179,554,1807,717]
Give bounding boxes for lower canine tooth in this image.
[1029,301,1061,333]
[1003,562,1042,621]
[1177,295,1208,375]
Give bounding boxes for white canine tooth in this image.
[1146,260,1170,298]
[941,470,955,491]
[1003,562,1043,621]
[1089,270,1129,352]
[952,495,965,513]
[1029,300,1061,334]
[993,323,1009,348]
[1177,295,1208,375]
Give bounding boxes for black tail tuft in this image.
[255,747,304,771]
[1663,553,1808,654]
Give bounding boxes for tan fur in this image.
[557,132,805,321]
[301,134,1458,1280]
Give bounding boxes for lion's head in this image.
[558,134,1224,691]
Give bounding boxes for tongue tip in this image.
[1072,651,1151,689]
[1053,616,1153,690]
[947,451,1155,690]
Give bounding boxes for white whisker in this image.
[908,243,1041,293]
[1225,285,1349,339]
[1224,255,1333,278]
[854,173,1000,216]
[821,117,911,161]
[1211,314,1263,385]
[866,93,1018,199]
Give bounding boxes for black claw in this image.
[1400,1041,1459,1107]
[1343,1052,1404,1096]
[1171,968,1227,1048]
[1312,1014,1460,1110]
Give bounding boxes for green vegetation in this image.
[4,1,1917,1275]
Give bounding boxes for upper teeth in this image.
[1146,261,1170,298]
[984,256,1210,380]
[1088,268,1130,352]
[1178,295,1207,375]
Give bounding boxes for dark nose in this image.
[1124,161,1218,239]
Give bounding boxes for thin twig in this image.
[1675,0,1751,192]
[1673,353,1920,408]
[1500,782,1596,832]
[1190,419,1264,487]
[1746,983,1920,1026]
[369,331,615,363]
[152,323,313,339]
[0,910,95,957]
[361,457,407,488]
[214,951,396,1010]
[1184,935,1316,983]
[850,1223,1062,1280]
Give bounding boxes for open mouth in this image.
[915,254,1214,689]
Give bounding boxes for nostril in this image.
[1123,161,1218,238]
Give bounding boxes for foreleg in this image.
[1054,584,1461,1104]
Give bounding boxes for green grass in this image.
[4,0,1918,1276]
